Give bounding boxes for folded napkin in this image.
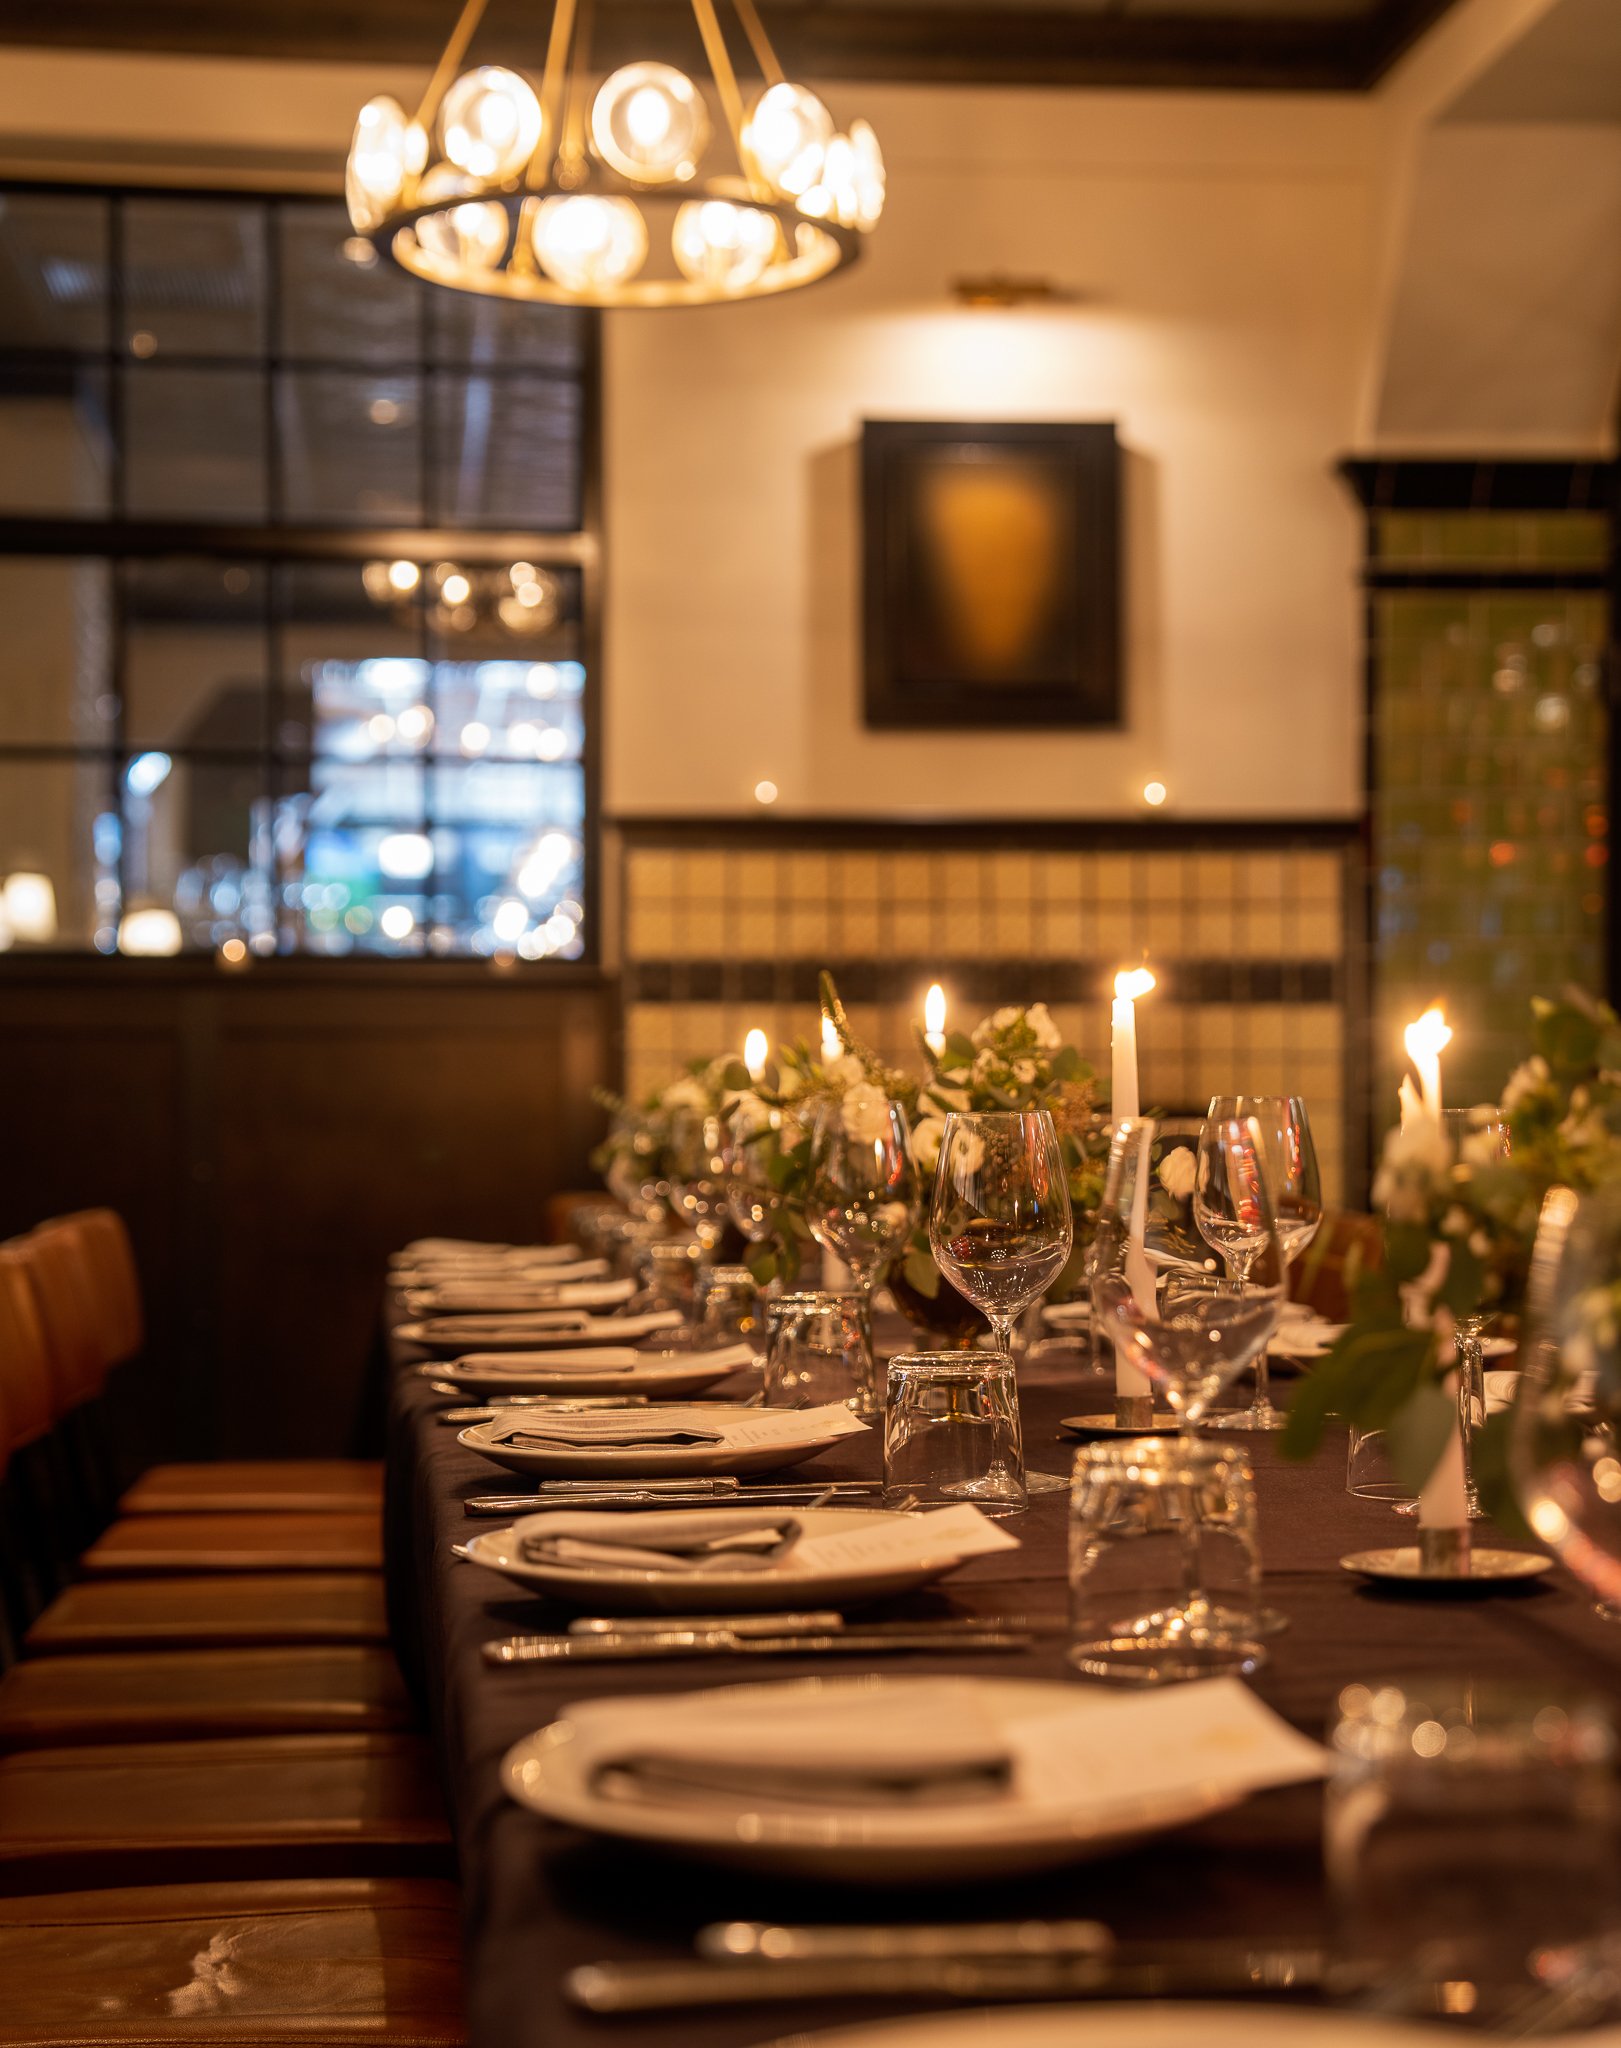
[517,1508,802,1573]
[583,1680,1012,1807]
[491,1416,727,1448]
[452,1341,755,1379]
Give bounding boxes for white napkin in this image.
[517,1508,803,1572]
[409,1269,623,1310]
[397,1238,583,1264]
[583,1679,1013,1806]
[447,1342,755,1380]
[492,1416,729,1449]
[420,1309,685,1345]
[481,1400,867,1453]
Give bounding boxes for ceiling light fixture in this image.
[346,0,883,309]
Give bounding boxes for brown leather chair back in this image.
[0,1246,54,1457]
[60,1210,143,1366]
[1290,1208,1383,1323]
[21,1221,107,1416]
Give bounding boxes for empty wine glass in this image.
[1442,1106,1511,1513]
[665,1108,728,1254]
[723,1103,787,1244]
[1090,1115,1285,1434]
[929,1109,1073,1497]
[808,1096,917,1291]
[929,1110,1073,1357]
[1202,1094,1323,1433]
[1512,1183,1621,1618]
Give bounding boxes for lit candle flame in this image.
[1114,967,1156,1002]
[923,983,947,1055]
[820,1015,841,1062]
[743,1028,769,1082]
[1403,1005,1451,1124]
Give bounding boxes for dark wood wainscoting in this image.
[0,963,616,1463]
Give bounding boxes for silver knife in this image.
[482,1627,1031,1664]
[437,1398,653,1423]
[699,1917,1112,1961]
[570,1612,1063,1638]
[463,1481,885,1514]
[564,1946,1324,2013]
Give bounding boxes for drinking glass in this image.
[1326,1678,1621,2024]
[1068,1437,1266,1682]
[627,1237,704,1317]
[694,1263,762,1350]
[763,1291,874,1412]
[665,1108,729,1253]
[1202,1094,1322,1433]
[883,1352,1025,1514]
[1090,1115,1286,1432]
[1512,1182,1621,1616]
[1441,1106,1511,1516]
[808,1095,917,1293]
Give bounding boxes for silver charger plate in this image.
[1339,1546,1553,1589]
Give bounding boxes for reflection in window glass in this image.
[277,369,423,524]
[125,559,267,751]
[122,199,266,359]
[0,759,116,951]
[0,559,115,745]
[123,366,268,520]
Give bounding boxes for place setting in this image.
[417,1336,759,1400]
[396,1305,688,1350]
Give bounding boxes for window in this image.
[0,185,597,961]
[1356,475,1613,1112]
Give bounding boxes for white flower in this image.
[826,1052,866,1091]
[971,1005,1022,1049]
[1012,1057,1038,1086]
[928,1082,970,1116]
[911,1114,946,1175]
[841,1082,893,1145]
[947,1130,987,1181]
[1025,1002,1062,1051]
[1500,1055,1550,1115]
[1157,1148,1197,1200]
[973,1047,999,1077]
[661,1075,708,1113]
[731,1091,776,1138]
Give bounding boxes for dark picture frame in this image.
[861,418,1121,730]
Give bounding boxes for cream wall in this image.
[605,87,1379,823]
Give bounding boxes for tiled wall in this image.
[618,830,1363,1204]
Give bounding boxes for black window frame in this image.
[0,176,604,971]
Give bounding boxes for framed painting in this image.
[860,419,1121,730]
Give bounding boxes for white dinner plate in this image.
[393,1239,583,1266]
[502,1674,1317,1884]
[420,1342,756,1399]
[755,2006,1455,2048]
[459,1400,869,1479]
[397,1308,684,1350]
[463,1504,1013,1613]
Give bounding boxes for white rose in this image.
[973,1047,998,1077]
[928,1082,971,1116]
[661,1075,708,1112]
[947,1130,987,1182]
[1012,1058,1038,1086]
[841,1082,893,1145]
[971,1005,1021,1049]
[1025,1002,1062,1051]
[911,1114,946,1175]
[826,1052,866,1090]
[1157,1147,1197,1200]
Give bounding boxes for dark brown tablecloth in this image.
[382,1316,1621,2048]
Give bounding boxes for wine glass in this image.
[929,1110,1073,1497]
[1441,1106,1511,1512]
[1201,1094,1322,1433]
[1090,1115,1286,1434]
[929,1110,1073,1356]
[723,1103,786,1244]
[1512,1182,1621,1618]
[808,1097,916,1291]
[665,1108,728,1254]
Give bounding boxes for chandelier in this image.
[345,0,884,309]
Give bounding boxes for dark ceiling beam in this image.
[0,1,1461,92]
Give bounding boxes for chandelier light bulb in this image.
[441,66,543,181]
[346,95,410,228]
[849,119,886,230]
[743,81,832,197]
[671,200,779,293]
[532,195,649,294]
[592,63,709,182]
[415,195,509,272]
[387,559,420,593]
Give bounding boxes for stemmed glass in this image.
[1442,1106,1510,1515]
[808,1095,917,1393]
[1090,1115,1286,1434]
[929,1109,1073,1496]
[1200,1095,1322,1433]
[722,1104,785,1245]
[665,1108,728,1254]
[1088,1114,1287,1661]
[1512,1182,1621,1619]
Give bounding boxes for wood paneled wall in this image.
[0,962,616,1461]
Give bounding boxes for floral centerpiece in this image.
[1281,988,1621,1526]
[895,1001,1109,1344]
[591,1055,735,1212]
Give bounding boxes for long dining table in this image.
[382,1295,1621,2048]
